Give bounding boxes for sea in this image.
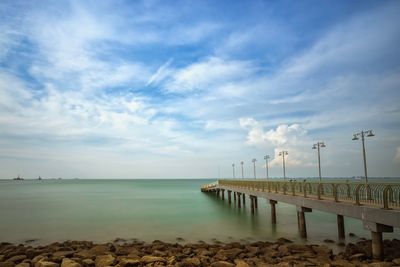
[0,178,399,246]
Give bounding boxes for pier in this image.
[201,179,400,259]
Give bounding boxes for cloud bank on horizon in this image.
[0,0,399,179]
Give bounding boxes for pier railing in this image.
[203,179,400,210]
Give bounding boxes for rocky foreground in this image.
[1,238,400,267]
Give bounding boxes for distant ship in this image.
[38,176,42,180]
[13,175,24,181]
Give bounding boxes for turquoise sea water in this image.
[0,179,399,245]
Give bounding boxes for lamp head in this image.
[352,134,359,141]
[320,142,326,148]
[252,158,257,162]
[367,130,375,137]
[312,144,317,149]
[240,161,243,164]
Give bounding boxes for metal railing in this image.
[202,179,400,210]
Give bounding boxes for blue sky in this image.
[0,0,399,179]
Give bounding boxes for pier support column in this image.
[269,200,277,224]
[221,189,225,200]
[228,190,232,204]
[234,192,237,203]
[254,197,258,209]
[242,193,246,206]
[250,196,255,214]
[363,221,393,259]
[337,215,345,240]
[297,206,312,239]
[237,193,242,208]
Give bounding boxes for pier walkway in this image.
[201,179,400,259]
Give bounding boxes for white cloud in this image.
[239,117,306,147]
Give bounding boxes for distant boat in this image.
[38,176,42,180]
[13,175,24,181]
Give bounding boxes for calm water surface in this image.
[0,179,399,245]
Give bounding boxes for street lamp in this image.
[352,130,375,184]
[252,158,257,179]
[264,155,270,180]
[240,161,244,179]
[232,163,235,179]
[312,142,326,182]
[278,151,288,180]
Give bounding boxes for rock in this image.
[233,259,250,267]
[348,233,357,237]
[349,253,366,261]
[74,250,94,260]
[35,261,60,267]
[0,262,14,267]
[211,261,235,267]
[53,251,75,262]
[0,256,3,262]
[345,243,362,256]
[312,245,332,257]
[324,239,335,244]
[26,248,42,259]
[393,258,400,265]
[32,255,48,265]
[89,246,109,256]
[61,258,82,267]
[81,259,94,267]
[278,245,290,256]
[140,255,165,264]
[182,257,201,266]
[215,248,243,261]
[118,258,140,267]
[95,254,115,267]
[287,244,312,253]
[276,238,293,244]
[330,259,355,267]
[368,262,394,267]
[15,263,30,267]
[6,254,27,263]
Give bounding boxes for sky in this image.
[0,0,399,179]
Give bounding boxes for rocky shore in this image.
[1,238,400,267]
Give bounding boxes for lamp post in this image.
[240,161,244,179]
[312,142,326,182]
[352,130,375,184]
[232,163,235,179]
[252,159,257,179]
[278,151,288,180]
[264,155,270,180]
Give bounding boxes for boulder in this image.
[81,259,94,267]
[15,263,30,267]
[182,257,201,266]
[233,259,250,267]
[211,261,235,267]
[89,246,109,256]
[118,258,140,267]
[6,254,27,263]
[216,248,243,260]
[140,255,165,264]
[94,254,116,267]
[61,258,82,267]
[35,260,60,267]
[0,262,14,267]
